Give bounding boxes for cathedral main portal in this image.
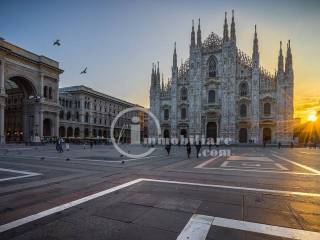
[206,122,217,141]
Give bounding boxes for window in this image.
[208,56,217,77]
[48,87,52,99]
[59,110,64,119]
[44,86,48,98]
[208,90,215,103]
[239,104,247,117]
[239,82,248,97]
[85,112,89,123]
[180,87,188,101]
[181,108,187,119]
[67,111,71,120]
[75,112,79,121]
[164,109,169,120]
[264,103,271,116]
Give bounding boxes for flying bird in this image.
[53,39,61,46]
[80,67,87,74]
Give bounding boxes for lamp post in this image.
[28,95,44,143]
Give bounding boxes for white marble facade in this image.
[149,11,294,144]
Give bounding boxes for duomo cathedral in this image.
[149,11,294,144]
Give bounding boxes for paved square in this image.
[0,145,320,239]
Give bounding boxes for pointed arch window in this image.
[208,90,216,103]
[164,109,169,120]
[239,82,248,96]
[181,108,187,120]
[208,56,217,77]
[180,87,188,101]
[264,102,271,116]
[239,104,247,117]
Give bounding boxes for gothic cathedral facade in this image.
[149,11,294,144]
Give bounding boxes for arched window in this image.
[239,82,248,97]
[239,104,247,117]
[180,87,188,101]
[44,86,48,98]
[66,111,71,120]
[208,90,215,103]
[85,112,89,123]
[75,112,79,121]
[264,103,271,115]
[208,56,217,77]
[181,108,187,119]
[59,110,64,119]
[48,87,52,99]
[164,109,169,120]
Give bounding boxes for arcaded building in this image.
[0,38,63,143]
[149,11,294,144]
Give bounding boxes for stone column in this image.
[55,113,59,138]
[40,73,44,98]
[39,109,43,138]
[0,104,4,144]
[0,59,5,144]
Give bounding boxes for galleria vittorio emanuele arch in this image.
[0,38,63,144]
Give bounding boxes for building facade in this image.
[0,38,62,144]
[149,11,294,144]
[59,85,145,142]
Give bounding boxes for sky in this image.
[1,0,320,122]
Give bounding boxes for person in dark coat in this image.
[165,142,171,156]
[196,140,202,158]
[186,140,191,159]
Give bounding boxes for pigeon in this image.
[121,160,125,164]
[80,67,87,74]
[53,39,61,46]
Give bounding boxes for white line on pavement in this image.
[272,153,320,174]
[0,168,42,182]
[198,167,318,175]
[0,178,144,233]
[1,178,320,234]
[176,214,214,240]
[213,216,320,240]
[195,157,219,168]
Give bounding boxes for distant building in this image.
[149,11,294,144]
[59,85,144,142]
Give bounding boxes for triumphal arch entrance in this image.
[0,38,63,143]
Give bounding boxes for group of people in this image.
[165,140,202,158]
[55,138,70,153]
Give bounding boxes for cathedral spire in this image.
[157,61,160,83]
[161,73,164,90]
[191,20,196,47]
[230,10,236,44]
[285,40,292,74]
[173,42,177,68]
[223,12,229,42]
[197,18,202,47]
[252,25,259,67]
[278,41,284,74]
[151,63,155,85]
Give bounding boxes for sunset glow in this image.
[307,110,318,122]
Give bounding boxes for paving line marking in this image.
[195,157,219,168]
[2,178,320,234]
[176,214,214,240]
[275,163,289,171]
[0,168,42,182]
[272,153,320,174]
[227,156,273,162]
[0,178,144,233]
[213,216,320,240]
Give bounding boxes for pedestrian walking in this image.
[196,140,202,158]
[90,141,93,150]
[278,141,282,149]
[59,138,64,153]
[186,140,191,159]
[165,142,171,156]
[55,139,60,152]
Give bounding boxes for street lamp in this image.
[28,95,44,143]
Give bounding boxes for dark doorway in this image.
[263,128,272,143]
[43,119,52,136]
[239,128,248,143]
[163,129,170,138]
[180,129,187,138]
[206,122,217,141]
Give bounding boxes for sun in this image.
[307,110,318,122]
